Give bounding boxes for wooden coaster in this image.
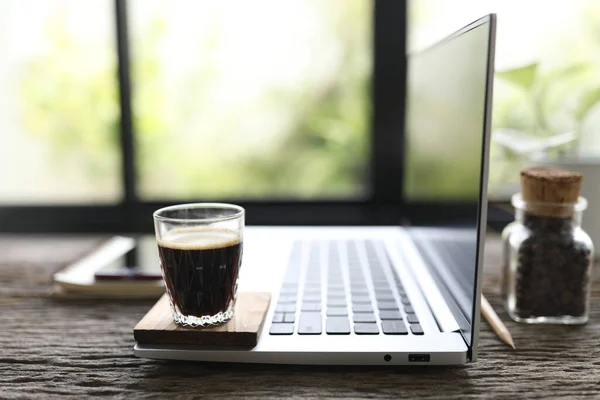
[133,292,271,347]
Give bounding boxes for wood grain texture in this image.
[134,293,271,346]
[1,234,600,399]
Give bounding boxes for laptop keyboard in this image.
[269,240,423,336]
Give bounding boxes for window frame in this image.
[0,0,512,234]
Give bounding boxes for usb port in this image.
[408,354,430,362]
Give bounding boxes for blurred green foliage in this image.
[18,17,121,186]
[490,3,600,193]
[495,62,600,138]
[19,2,370,201]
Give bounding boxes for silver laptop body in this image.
[134,14,497,365]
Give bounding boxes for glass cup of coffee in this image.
[153,203,244,327]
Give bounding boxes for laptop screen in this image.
[404,16,495,350]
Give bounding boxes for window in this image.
[129,0,371,200]
[410,0,600,200]
[0,0,121,204]
[0,2,412,232]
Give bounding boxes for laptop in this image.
[134,14,496,365]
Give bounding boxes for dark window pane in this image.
[130,0,371,200]
[0,0,121,204]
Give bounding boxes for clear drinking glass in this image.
[153,203,244,327]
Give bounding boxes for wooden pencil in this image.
[481,294,515,349]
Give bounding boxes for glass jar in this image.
[501,219,518,307]
[504,193,594,324]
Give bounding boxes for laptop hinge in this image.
[408,228,476,352]
[391,230,461,333]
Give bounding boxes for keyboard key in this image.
[302,292,321,299]
[302,303,321,312]
[382,320,408,335]
[373,282,390,290]
[284,313,295,323]
[327,298,347,307]
[352,304,373,313]
[351,289,369,296]
[270,323,294,335]
[298,313,322,335]
[404,305,414,314]
[407,314,419,324]
[326,317,351,335]
[367,252,380,261]
[280,289,298,296]
[397,287,406,296]
[410,324,424,335]
[354,323,380,335]
[278,295,297,304]
[327,291,346,299]
[376,294,395,302]
[375,288,394,296]
[379,310,402,320]
[353,313,376,323]
[304,293,321,300]
[304,289,321,295]
[351,295,371,304]
[400,296,411,305]
[328,283,345,290]
[303,295,321,303]
[272,313,284,323]
[377,301,399,310]
[327,307,348,316]
[276,304,296,313]
[281,283,297,290]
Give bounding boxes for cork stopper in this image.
[520,167,583,217]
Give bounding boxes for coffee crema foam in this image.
[157,227,241,251]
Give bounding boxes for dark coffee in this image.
[157,228,242,317]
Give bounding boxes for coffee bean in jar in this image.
[504,167,594,324]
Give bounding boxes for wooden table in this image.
[1,234,599,399]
